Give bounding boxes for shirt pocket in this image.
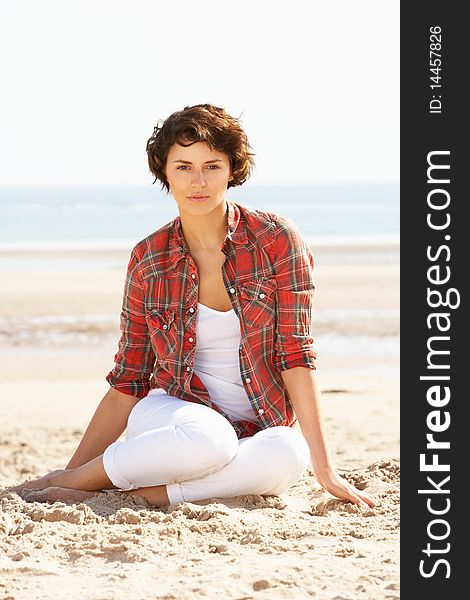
[145,308,178,360]
[239,278,277,328]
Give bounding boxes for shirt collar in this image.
[169,199,248,267]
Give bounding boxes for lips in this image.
[188,195,209,202]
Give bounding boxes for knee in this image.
[125,399,147,439]
[265,426,310,471]
[202,426,239,468]
[255,426,310,493]
[178,410,239,472]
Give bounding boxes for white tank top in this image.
[192,302,258,423]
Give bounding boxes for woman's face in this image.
[165,141,233,215]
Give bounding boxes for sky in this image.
[0,0,399,188]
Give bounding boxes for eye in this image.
[176,164,221,171]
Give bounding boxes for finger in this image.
[345,484,376,507]
[358,488,375,499]
[348,492,369,508]
[358,491,377,507]
[350,488,374,507]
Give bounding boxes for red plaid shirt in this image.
[106,199,316,439]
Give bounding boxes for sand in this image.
[0,245,399,600]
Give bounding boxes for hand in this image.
[315,468,376,508]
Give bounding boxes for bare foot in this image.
[24,486,100,504]
[7,469,66,496]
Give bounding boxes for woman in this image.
[8,104,375,509]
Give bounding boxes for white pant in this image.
[102,391,310,505]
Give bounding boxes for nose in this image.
[190,169,206,188]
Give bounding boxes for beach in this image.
[0,243,399,600]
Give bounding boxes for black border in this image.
[401,2,466,595]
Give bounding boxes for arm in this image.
[281,367,333,477]
[271,215,375,507]
[66,249,155,470]
[65,387,139,469]
[281,366,376,508]
[105,247,156,398]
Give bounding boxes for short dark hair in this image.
[146,104,256,193]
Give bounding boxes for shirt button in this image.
[229,287,235,294]
[188,337,194,343]
[258,409,265,415]
[162,324,168,330]
[186,366,191,371]
[189,307,195,313]
[191,273,196,279]
[245,377,251,383]
[259,293,266,299]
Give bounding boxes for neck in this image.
[179,200,228,252]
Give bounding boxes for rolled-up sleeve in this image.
[106,248,155,398]
[272,215,317,371]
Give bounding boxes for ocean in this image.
[0,184,399,366]
[0,183,399,249]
